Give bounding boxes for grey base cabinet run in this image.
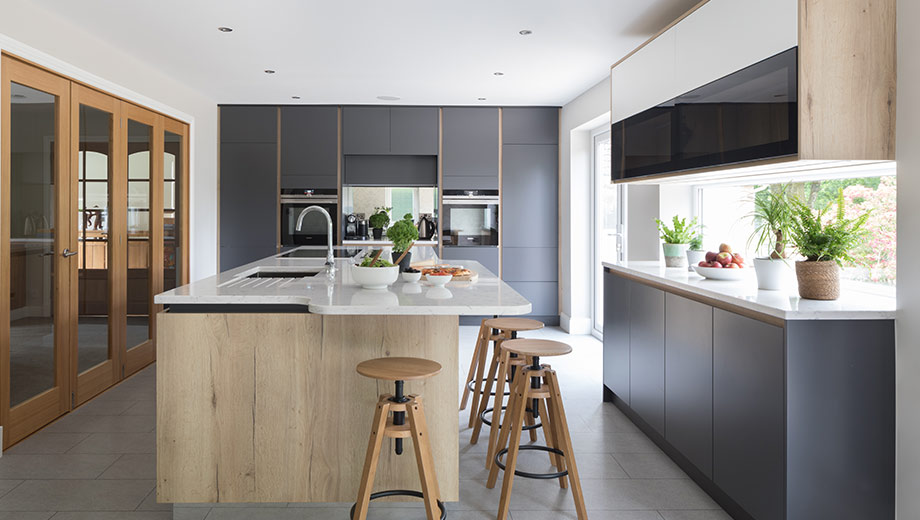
[602,269,895,520]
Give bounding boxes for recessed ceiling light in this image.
[217,26,233,32]
[377,95,400,101]
[292,96,301,100]
[519,29,533,35]
[264,69,275,74]
[493,72,504,76]
[478,97,487,101]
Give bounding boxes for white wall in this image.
[559,76,610,334]
[0,1,218,281]
[896,1,919,517]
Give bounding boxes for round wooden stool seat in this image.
[483,317,544,332]
[501,339,572,358]
[356,357,442,381]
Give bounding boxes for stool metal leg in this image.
[407,396,441,520]
[354,398,391,520]
[546,369,587,519]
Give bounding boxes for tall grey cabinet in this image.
[219,106,278,271]
[501,107,559,325]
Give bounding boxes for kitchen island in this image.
[154,247,530,504]
[603,261,895,520]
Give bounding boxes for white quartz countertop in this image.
[603,261,896,321]
[155,246,531,316]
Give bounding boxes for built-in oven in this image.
[280,189,338,246]
[441,190,499,246]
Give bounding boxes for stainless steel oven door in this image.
[281,197,338,246]
[441,197,499,246]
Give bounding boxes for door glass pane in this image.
[77,105,113,373]
[126,120,151,349]
[9,83,57,406]
[164,130,181,291]
[594,132,615,334]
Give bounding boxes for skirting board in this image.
[561,313,592,335]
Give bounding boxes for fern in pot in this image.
[746,185,794,290]
[686,230,706,272]
[655,215,697,268]
[787,191,870,300]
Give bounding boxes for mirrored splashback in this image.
[341,186,438,222]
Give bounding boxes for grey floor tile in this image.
[0,512,54,520]
[580,478,720,511]
[612,452,688,479]
[49,513,172,520]
[5,433,91,454]
[99,454,156,480]
[0,481,21,499]
[657,511,733,520]
[70,399,138,416]
[0,478,153,511]
[203,507,340,519]
[68,432,156,454]
[136,486,172,511]
[515,511,663,520]
[582,408,642,434]
[43,414,155,434]
[172,508,210,520]
[0,453,119,479]
[121,400,156,416]
[568,431,662,454]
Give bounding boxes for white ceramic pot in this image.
[662,243,690,267]
[686,250,707,271]
[753,257,791,291]
[350,264,399,290]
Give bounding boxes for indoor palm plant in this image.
[387,214,419,271]
[747,185,794,290]
[655,215,698,267]
[787,190,870,300]
[368,206,391,240]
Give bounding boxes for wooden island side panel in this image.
[156,312,459,503]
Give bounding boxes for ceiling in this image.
[30,0,700,106]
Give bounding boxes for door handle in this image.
[62,248,77,258]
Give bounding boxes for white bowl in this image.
[692,265,749,281]
[351,264,399,289]
[426,274,453,286]
[401,271,422,283]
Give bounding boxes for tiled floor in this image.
[0,326,729,520]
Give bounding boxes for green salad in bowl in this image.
[359,256,394,268]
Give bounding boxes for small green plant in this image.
[655,215,698,244]
[787,190,870,265]
[387,214,419,253]
[747,184,794,259]
[689,232,703,251]
[368,207,391,230]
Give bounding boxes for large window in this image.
[698,175,896,286]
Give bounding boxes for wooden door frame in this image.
[162,117,190,287]
[70,83,122,406]
[1,55,73,448]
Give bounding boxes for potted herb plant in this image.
[387,213,419,271]
[686,229,706,271]
[368,206,391,240]
[787,190,870,300]
[655,215,698,268]
[747,185,794,290]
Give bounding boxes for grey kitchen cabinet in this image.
[343,155,437,186]
[220,106,277,143]
[280,106,338,189]
[343,106,390,154]
[219,141,278,271]
[713,309,785,520]
[502,107,558,145]
[442,107,500,190]
[441,246,499,276]
[220,245,277,273]
[343,106,437,155]
[501,144,558,248]
[603,271,630,403]
[506,281,558,325]
[500,247,557,282]
[628,282,666,435]
[664,293,714,478]
[389,107,438,155]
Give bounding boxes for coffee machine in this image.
[345,213,368,240]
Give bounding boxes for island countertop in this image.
[604,260,896,321]
[155,246,531,316]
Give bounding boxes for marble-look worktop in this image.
[155,246,531,315]
[604,261,896,321]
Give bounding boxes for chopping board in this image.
[410,261,479,282]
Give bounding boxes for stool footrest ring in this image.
[350,490,447,520]
[480,406,541,430]
[467,378,511,397]
[494,445,569,480]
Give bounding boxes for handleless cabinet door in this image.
[390,107,438,155]
[603,272,630,403]
[220,106,277,143]
[628,282,665,435]
[501,144,557,248]
[713,309,785,520]
[440,246,499,276]
[502,107,559,145]
[280,106,338,189]
[343,106,390,155]
[442,107,499,190]
[220,142,277,271]
[665,293,714,478]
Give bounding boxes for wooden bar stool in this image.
[468,318,544,442]
[353,357,446,520]
[485,339,587,520]
[460,319,506,428]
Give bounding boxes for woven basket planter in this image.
[795,260,840,300]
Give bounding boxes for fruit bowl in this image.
[692,265,749,281]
